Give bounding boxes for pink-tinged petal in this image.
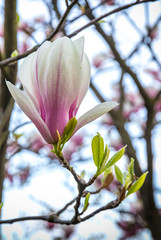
[6,81,54,144]
[35,37,90,137]
[75,102,118,133]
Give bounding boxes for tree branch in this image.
[0,0,157,68]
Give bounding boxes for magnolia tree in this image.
[0,0,161,239]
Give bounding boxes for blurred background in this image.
[0,0,161,239]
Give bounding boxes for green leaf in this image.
[0,202,3,209]
[126,172,148,197]
[97,144,110,175]
[101,167,113,184]
[101,144,110,168]
[13,132,23,140]
[123,171,131,189]
[114,165,123,184]
[83,193,90,212]
[61,117,77,146]
[51,118,77,156]
[80,170,85,179]
[98,20,106,23]
[128,158,134,180]
[122,172,128,186]
[91,133,104,168]
[16,13,20,24]
[103,146,126,171]
[11,50,18,58]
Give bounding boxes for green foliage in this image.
[80,170,85,179]
[61,117,77,145]
[11,50,18,58]
[13,132,23,140]
[0,202,3,210]
[128,158,134,179]
[83,193,90,212]
[91,133,125,177]
[114,165,123,184]
[91,133,147,199]
[126,172,148,197]
[92,133,105,168]
[52,117,77,156]
[104,146,126,170]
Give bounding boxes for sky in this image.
[1,0,161,239]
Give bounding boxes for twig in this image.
[0,198,121,225]
[0,0,78,68]
[68,0,157,38]
[0,0,157,68]
[57,197,77,216]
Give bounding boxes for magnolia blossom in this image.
[7,36,117,144]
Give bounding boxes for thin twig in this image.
[68,0,157,38]
[0,0,157,68]
[0,0,78,68]
[0,198,121,225]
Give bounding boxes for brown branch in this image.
[68,0,157,38]
[0,0,17,208]
[0,198,121,225]
[0,98,14,135]
[0,0,78,68]
[56,197,77,216]
[0,0,157,68]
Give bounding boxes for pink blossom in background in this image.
[7,36,117,144]
[18,21,35,34]
[92,53,108,68]
[110,137,124,151]
[148,26,159,40]
[28,132,47,153]
[18,38,30,54]
[63,134,84,161]
[145,86,159,98]
[102,114,114,126]
[145,69,161,83]
[34,16,45,24]
[102,0,116,5]
[19,167,30,184]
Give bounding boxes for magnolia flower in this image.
[7,36,117,144]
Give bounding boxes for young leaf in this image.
[122,172,131,189]
[61,117,77,146]
[101,172,114,188]
[91,133,104,168]
[126,172,148,197]
[101,167,113,183]
[11,50,18,58]
[0,202,3,210]
[122,171,128,186]
[103,146,126,171]
[83,193,90,212]
[128,158,134,180]
[114,165,123,184]
[80,170,85,179]
[97,144,110,176]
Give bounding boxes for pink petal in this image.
[6,81,54,144]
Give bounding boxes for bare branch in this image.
[0,0,157,68]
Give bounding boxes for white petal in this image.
[75,101,118,133]
[74,36,84,62]
[75,53,91,109]
[6,81,54,144]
